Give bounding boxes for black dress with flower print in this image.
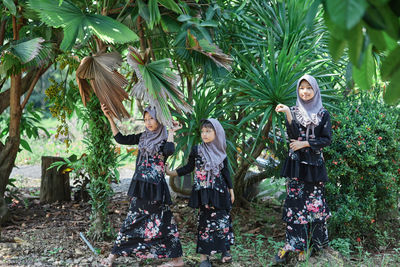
[111,132,183,259]
[176,145,233,210]
[281,107,332,183]
[176,145,234,255]
[114,132,173,204]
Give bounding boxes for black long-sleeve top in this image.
[114,132,174,204]
[281,108,332,183]
[176,145,233,209]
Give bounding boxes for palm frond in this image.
[76,52,130,120]
[29,0,139,51]
[0,37,48,75]
[127,46,192,127]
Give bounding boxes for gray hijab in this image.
[198,118,227,185]
[293,74,324,140]
[138,107,168,162]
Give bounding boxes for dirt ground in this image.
[2,169,399,267]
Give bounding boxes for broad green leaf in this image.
[158,0,182,14]
[2,0,16,15]
[347,22,363,67]
[326,0,368,30]
[87,15,138,44]
[199,21,218,27]
[363,6,386,30]
[20,139,32,153]
[376,4,399,39]
[381,46,400,81]
[323,12,346,40]
[160,16,181,32]
[383,69,400,105]
[328,35,346,61]
[382,32,398,51]
[29,0,138,51]
[352,44,375,90]
[366,26,387,51]
[177,14,192,22]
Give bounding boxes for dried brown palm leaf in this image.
[186,30,233,71]
[76,52,130,120]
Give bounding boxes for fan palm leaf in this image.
[127,46,192,127]
[0,37,48,75]
[28,0,139,51]
[76,52,130,120]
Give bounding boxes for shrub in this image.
[324,91,400,248]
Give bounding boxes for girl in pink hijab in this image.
[275,74,332,263]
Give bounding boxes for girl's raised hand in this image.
[101,104,113,119]
[275,104,289,113]
[170,120,182,132]
[165,163,175,177]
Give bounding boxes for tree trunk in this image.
[40,156,71,203]
[233,115,273,207]
[0,74,22,224]
[0,67,50,114]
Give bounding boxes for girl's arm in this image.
[163,120,182,157]
[221,158,235,204]
[167,146,196,177]
[101,103,142,145]
[308,111,332,150]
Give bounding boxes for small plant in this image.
[330,238,353,258]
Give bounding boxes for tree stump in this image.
[40,156,71,203]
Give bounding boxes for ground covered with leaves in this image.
[1,187,399,267]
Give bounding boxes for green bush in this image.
[324,91,400,248]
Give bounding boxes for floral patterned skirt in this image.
[196,206,234,255]
[282,177,330,251]
[282,177,330,224]
[111,197,182,259]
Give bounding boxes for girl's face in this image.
[144,112,159,131]
[298,80,315,101]
[201,126,216,143]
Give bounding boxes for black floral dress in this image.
[111,132,182,259]
[281,107,332,252]
[177,146,234,255]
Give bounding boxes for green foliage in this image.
[330,238,353,258]
[44,55,81,150]
[29,0,139,51]
[215,0,340,192]
[82,97,119,240]
[0,104,50,153]
[324,90,400,247]
[320,0,400,104]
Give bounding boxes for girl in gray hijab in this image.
[167,119,235,267]
[275,74,332,263]
[101,105,184,267]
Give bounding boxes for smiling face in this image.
[201,124,216,143]
[144,112,159,131]
[298,79,315,101]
